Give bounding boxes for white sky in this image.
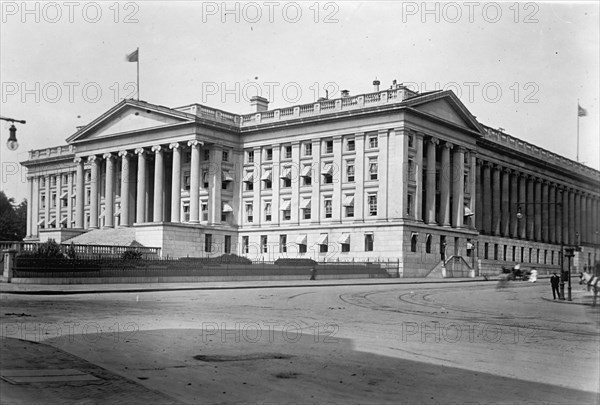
[1,1,598,202]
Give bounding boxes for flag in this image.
[125,49,138,62]
[578,104,587,117]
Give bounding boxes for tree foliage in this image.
[0,191,26,241]
[34,240,64,258]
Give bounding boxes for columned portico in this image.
[103,153,115,227]
[152,145,164,222]
[119,150,131,226]
[88,155,99,228]
[439,142,452,227]
[188,140,201,223]
[75,157,85,228]
[425,137,437,224]
[135,148,147,224]
[170,143,182,223]
[451,146,465,228]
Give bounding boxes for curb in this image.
[540,296,596,306]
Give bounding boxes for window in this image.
[301,165,312,186]
[302,200,311,219]
[242,236,249,253]
[63,174,68,183]
[205,234,212,252]
[284,145,292,159]
[184,171,191,190]
[407,159,414,181]
[324,140,333,154]
[406,194,413,216]
[202,171,209,188]
[51,176,56,186]
[322,163,333,184]
[343,194,354,218]
[204,149,210,161]
[201,202,208,221]
[464,173,470,194]
[341,243,350,252]
[86,189,90,204]
[365,234,374,252]
[411,234,418,252]
[368,194,377,216]
[40,177,46,187]
[346,161,355,182]
[222,150,229,162]
[41,194,46,209]
[246,203,253,222]
[324,198,332,218]
[408,134,414,148]
[369,135,378,149]
[369,158,378,180]
[299,243,307,253]
[280,167,292,188]
[425,235,432,253]
[281,200,291,220]
[494,243,499,260]
[184,151,191,163]
[246,181,254,191]
[320,244,328,253]
[263,180,272,190]
[280,235,287,253]
[85,172,91,182]
[264,202,272,221]
[222,181,229,190]
[183,204,190,222]
[265,148,273,161]
[261,235,268,253]
[304,143,312,156]
[347,139,355,151]
[51,193,57,208]
[247,150,254,163]
[345,205,354,218]
[224,235,231,254]
[61,197,68,208]
[503,245,507,261]
[512,246,516,262]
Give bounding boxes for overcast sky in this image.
[1,1,598,202]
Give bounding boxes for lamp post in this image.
[516,201,567,300]
[0,116,26,151]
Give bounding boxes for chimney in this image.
[373,78,380,92]
[250,96,269,112]
[341,89,350,98]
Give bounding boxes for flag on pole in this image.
[578,104,587,117]
[125,48,139,62]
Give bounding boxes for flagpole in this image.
[136,47,139,101]
[576,99,579,162]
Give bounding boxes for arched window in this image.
[425,234,432,253]
[411,233,418,252]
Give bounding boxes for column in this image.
[252,146,262,226]
[414,132,423,221]
[169,143,182,223]
[26,177,33,237]
[119,151,130,226]
[541,181,549,242]
[574,191,582,245]
[562,187,569,245]
[209,144,222,225]
[152,145,164,222]
[44,174,50,228]
[75,157,85,228]
[568,189,575,245]
[188,140,201,223]
[452,146,465,228]
[526,175,534,240]
[501,168,510,236]
[492,165,501,235]
[56,173,62,228]
[482,162,492,233]
[103,153,115,227]
[549,183,556,243]
[311,138,323,222]
[439,142,452,227]
[388,128,406,220]
[585,194,592,244]
[135,148,147,224]
[88,156,99,228]
[468,151,476,229]
[67,172,74,228]
[534,179,542,241]
[594,197,599,245]
[290,141,300,224]
[332,135,343,222]
[425,138,438,224]
[518,173,527,239]
[510,171,519,238]
[31,177,40,237]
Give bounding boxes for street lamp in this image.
[0,116,26,151]
[516,201,568,300]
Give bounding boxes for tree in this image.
[0,191,27,241]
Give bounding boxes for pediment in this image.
[66,100,194,143]
[408,91,483,134]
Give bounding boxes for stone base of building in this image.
[38,228,88,243]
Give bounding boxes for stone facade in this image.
[20,84,600,276]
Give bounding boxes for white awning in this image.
[464,206,474,217]
[70,192,77,198]
[243,171,254,183]
[300,165,312,177]
[321,163,333,175]
[280,167,292,179]
[280,200,291,211]
[342,195,354,207]
[47,217,56,225]
[317,234,328,245]
[222,171,234,182]
[60,217,67,225]
[222,202,234,212]
[99,210,105,218]
[300,199,311,209]
[37,218,45,226]
[338,233,351,244]
[114,207,121,216]
[296,234,307,245]
[60,192,68,199]
[466,242,474,250]
[261,170,272,181]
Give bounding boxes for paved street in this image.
[1,279,599,404]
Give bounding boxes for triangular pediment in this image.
[66,100,195,143]
[407,91,484,135]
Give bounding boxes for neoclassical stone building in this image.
[21,81,600,276]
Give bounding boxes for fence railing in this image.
[1,241,161,259]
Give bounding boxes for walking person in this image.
[529,268,538,283]
[550,272,561,299]
[309,266,317,281]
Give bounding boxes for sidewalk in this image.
[0,337,181,404]
[0,276,491,295]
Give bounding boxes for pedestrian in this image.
[550,272,560,299]
[309,266,317,281]
[529,268,538,283]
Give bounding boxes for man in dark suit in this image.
[550,273,561,299]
